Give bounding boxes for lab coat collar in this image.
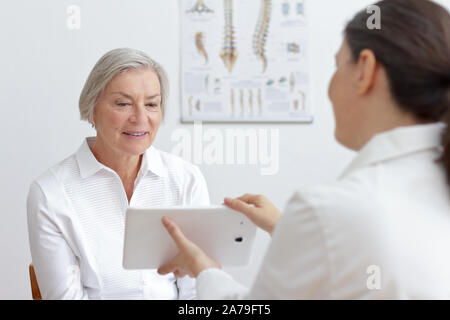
[75,136,168,179]
[339,122,446,179]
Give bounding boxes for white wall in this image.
[4,0,446,299]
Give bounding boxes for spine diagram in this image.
[253,0,272,73]
[239,89,244,115]
[248,89,254,115]
[186,0,214,14]
[195,32,208,64]
[257,88,262,114]
[289,72,296,92]
[220,0,238,73]
[230,89,235,116]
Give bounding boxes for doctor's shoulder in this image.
[281,168,384,242]
[260,170,388,299]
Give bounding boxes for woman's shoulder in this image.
[152,147,204,180]
[30,153,79,196]
[151,147,209,204]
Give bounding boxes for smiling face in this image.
[92,67,162,157]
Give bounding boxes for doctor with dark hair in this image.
[158,0,450,299]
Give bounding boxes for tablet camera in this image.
[234,236,243,242]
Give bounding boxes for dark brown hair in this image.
[345,0,450,183]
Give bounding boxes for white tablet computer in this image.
[122,205,257,270]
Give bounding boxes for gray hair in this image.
[79,48,169,125]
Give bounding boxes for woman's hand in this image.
[224,194,281,235]
[157,216,221,278]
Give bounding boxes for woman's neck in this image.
[89,137,142,185]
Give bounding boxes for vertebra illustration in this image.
[195,32,208,64]
[257,88,262,114]
[220,0,238,73]
[253,0,272,73]
[230,89,235,116]
[186,0,214,14]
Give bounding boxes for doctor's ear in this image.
[355,49,378,96]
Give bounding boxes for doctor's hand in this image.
[157,216,221,278]
[224,194,281,235]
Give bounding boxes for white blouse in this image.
[196,123,450,299]
[27,137,210,299]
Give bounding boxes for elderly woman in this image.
[158,0,450,299]
[27,48,209,299]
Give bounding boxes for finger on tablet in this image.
[237,194,263,206]
[161,216,191,252]
[224,197,257,220]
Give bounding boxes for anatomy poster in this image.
[180,0,311,123]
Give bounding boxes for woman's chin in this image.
[119,140,151,156]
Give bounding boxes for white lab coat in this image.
[196,122,450,299]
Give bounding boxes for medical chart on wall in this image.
[180,0,311,123]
